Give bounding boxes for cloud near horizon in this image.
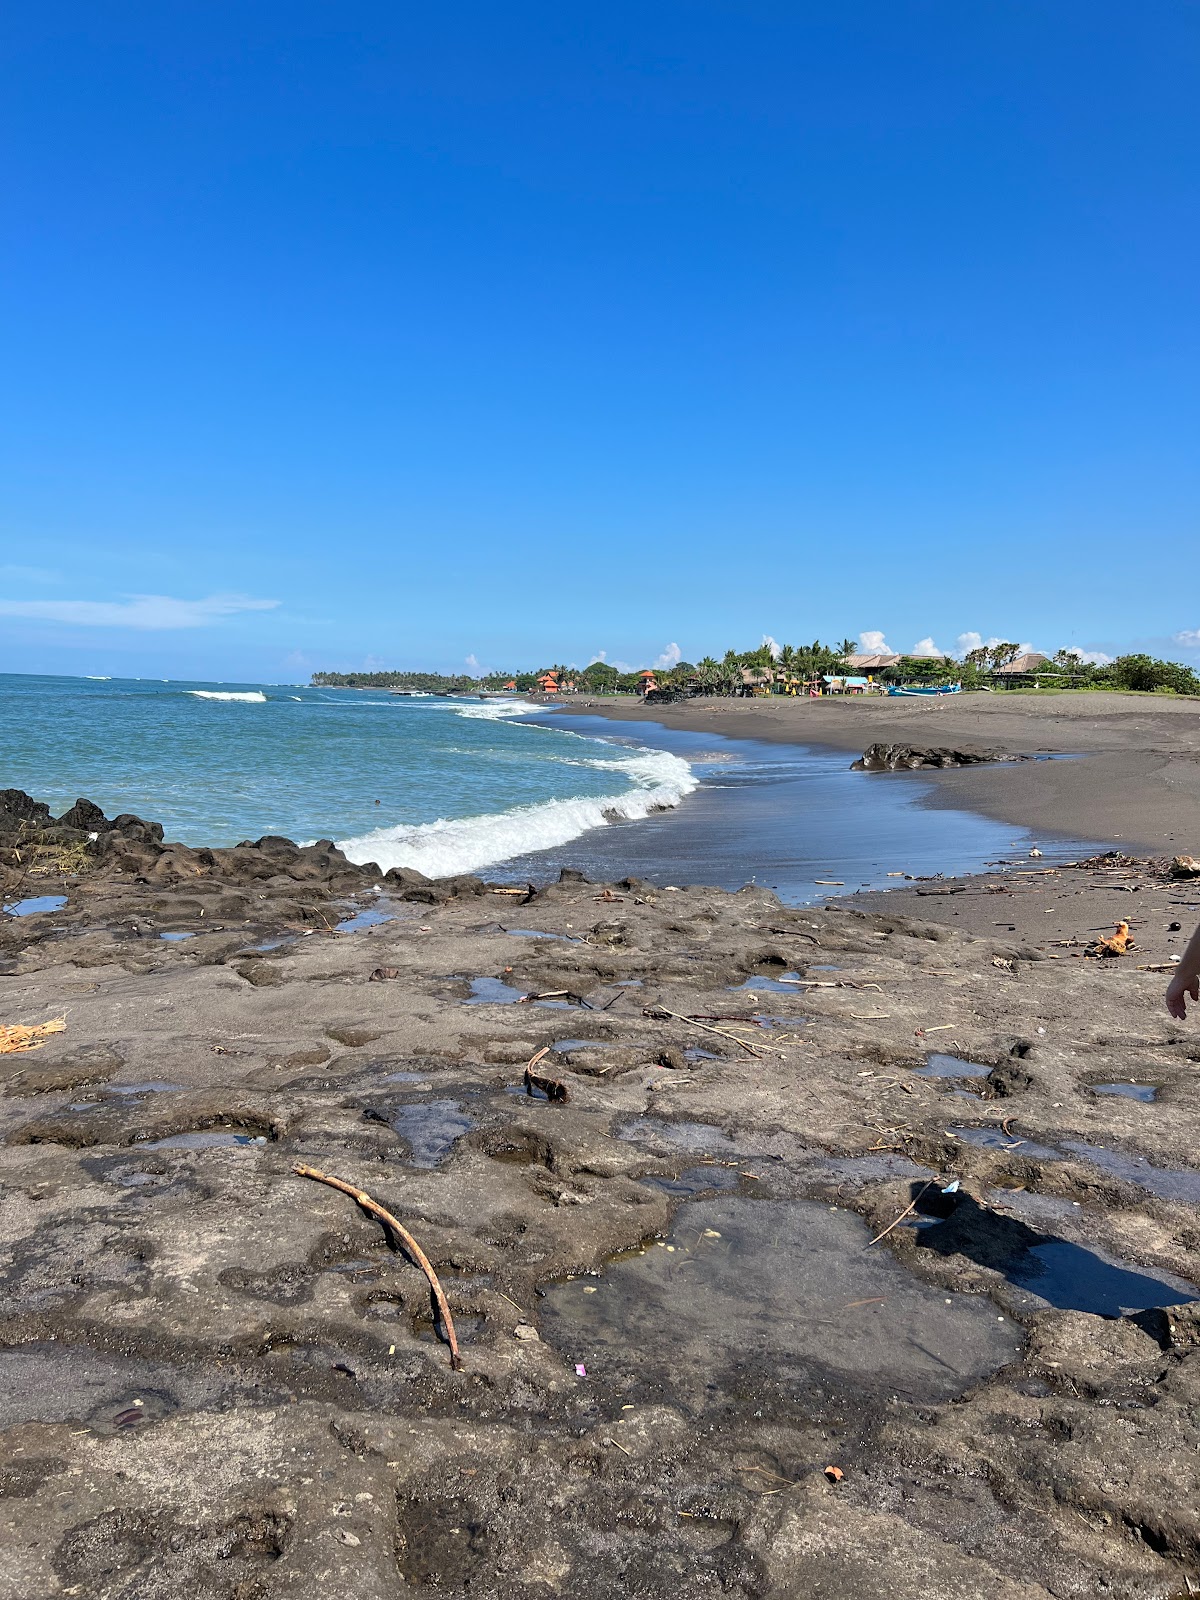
[858,629,890,654]
[0,593,280,630]
[653,641,683,669]
[1063,646,1114,665]
[911,637,944,657]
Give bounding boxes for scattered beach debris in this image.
[0,1016,66,1055]
[1088,921,1135,959]
[643,1003,767,1058]
[524,1046,570,1102]
[519,989,593,1008]
[1170,855,1200,879]
[292,1163,462,1369]
[369,965,402,981]
[823,1466,844,1483]
[867,1180,936,1246]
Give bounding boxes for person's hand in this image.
[1166,969,1199,1021]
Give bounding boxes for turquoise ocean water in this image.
[0,674,694,877]
[1,673,1083,900]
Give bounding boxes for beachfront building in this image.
[536,672,560,693]
[992,652,1051,686]
[740,666,773,696]
[822,674,871,695]
[844,652,901,672]
[638,670,659,696]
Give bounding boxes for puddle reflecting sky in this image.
[3,895,67,917]
[540,1196,1022,1409]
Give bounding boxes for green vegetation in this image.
[310,670,481,692]
[313,641,1200,697]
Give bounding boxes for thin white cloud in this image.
[955,631,1009,655]
[653,641,683,669]
[911,637,943,658]
[464,653,481,672]
[0,592,279,630]
[1173,629,1200,649]
[1063,646,1113,665]
[760,634,781,660]
[858,630,890,653]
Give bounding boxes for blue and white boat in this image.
[887,683,962,697]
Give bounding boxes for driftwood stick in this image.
[293,1163,462,1369]
[643,1005,763,1058]
[866,1180,936,1248]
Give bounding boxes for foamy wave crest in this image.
[187,690,267,703]
[453,699,544,720]
[337,747,697,877]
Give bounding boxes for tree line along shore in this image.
[312,638,1200,697]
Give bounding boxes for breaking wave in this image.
[452,699,544,720]
[187,690,267,703]
[337,746,697,878]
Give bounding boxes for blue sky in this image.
[2,2,1197,680]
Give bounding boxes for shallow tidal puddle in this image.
[461,975,572,1008]
[390,1101,473,1167]
[540,1197,1022,1408]
[336,906,395,933]
[639,1165,742,1200]
[949,1125,1200,1204]
[141,1131,267,1150]
[732,972,805,994]
[918,1054,992,1080]
[1002,1238,1195,1317]
[158,931,196,942]
[463,976,526,1005]
[2,895,67,917]
[1092,1083,1157,1103]
[947,1126,1059,1160]
[1059,1140,1200,1204]
[617,1118,741,1157]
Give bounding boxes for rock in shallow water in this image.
[851,743,1021,771]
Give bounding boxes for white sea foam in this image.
[187,689,267,703]
[453,698,544,720]
[85,675,112,680]
[337,746,697,878]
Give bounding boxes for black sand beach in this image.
[3,694,1200,1598]
[569,689,1200,854]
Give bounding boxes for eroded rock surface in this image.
[2,829,1200,1596]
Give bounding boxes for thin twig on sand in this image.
[867,1180,936,1248]
[293,1163,462,1369]
[643,1005,763,1058]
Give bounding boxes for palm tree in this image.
[696,656,720,693]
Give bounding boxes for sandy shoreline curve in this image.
[558,690,1200,855]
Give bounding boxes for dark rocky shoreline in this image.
[3,791,1200,1597]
